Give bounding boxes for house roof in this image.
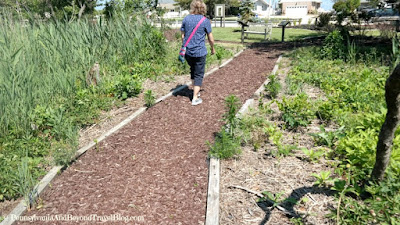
[159,0,175,3]
[253,0,270,6]
[158,3,178,10]
[278,0,322,3]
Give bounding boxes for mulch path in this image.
[16,44,286,225]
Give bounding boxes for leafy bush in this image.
[309,125,345,148]
[207,45,234,66]
[111,74,143,100]
[285,75,303,95]
[277,93,315,129]
[208,129,241,159]
[302,148,325,163]
[71,88,114,125]
[215,45,231,62]
[275,144,297,158]
[317,12,332,28]
[144,90,156,108]
[316,101,336,122]
[321,30,346,60]
[263,123,283,147]
[265,74,281,98]
[29,105,75,141]
[223,95,241,136]
[51,140,76,166]
[312,171,332,187]
[328,175,400,224]
[209,95,242,159]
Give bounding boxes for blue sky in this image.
[96,0,334,11]
[321,0,334,10]
[96,0,105,10]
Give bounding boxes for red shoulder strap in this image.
[184,16,206,47]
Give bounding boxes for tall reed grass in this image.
[0,13,165,137]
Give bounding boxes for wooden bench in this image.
[241,22,272,43]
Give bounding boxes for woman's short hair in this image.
[190,0,207,15]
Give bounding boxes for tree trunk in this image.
[78,1,86,20]
[371,63,400,180]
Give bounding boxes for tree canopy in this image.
[333,0,360,25]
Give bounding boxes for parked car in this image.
[367,8,399,17]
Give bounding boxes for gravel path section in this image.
[15,45,282,225]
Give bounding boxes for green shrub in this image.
[29,105,78,141]
[316,101,336,122]
[70,88,114,125]
[51,140,76,166]
[309,125,345,148]
[215,45,230,62]
[206,45,233,66]
[277,93,315,129]
[265,74,281,98]
[111,74,143,100]
[317,12,332,28]
[223,95,241,136]
[263,123,283,147]
[209,95,242,159]
[275,144,297,158]
[144,89,156,108]
[321,30,346,60]
[208,129,241,159]
[285,75,303,95]
[174,30,181,40]
[302,148,325,163]
[328,176,400,224]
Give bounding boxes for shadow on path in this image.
[257,186,336,225]
[172,85,193,100]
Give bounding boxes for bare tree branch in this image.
[78,1,86,20]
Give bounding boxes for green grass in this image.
[212,27,325,43]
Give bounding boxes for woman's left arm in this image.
[207,32,215,55]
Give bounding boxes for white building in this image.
[252,0,274,18]
[158,3,189,18]
[278,0,322,17]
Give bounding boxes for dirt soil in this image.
[219,57,338,225]
[12,42,287,225]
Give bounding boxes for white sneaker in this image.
[191,98,203,106]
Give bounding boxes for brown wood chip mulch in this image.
[15,44,285,225]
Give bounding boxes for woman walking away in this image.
[181,0,215,106]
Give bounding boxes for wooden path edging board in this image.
[204,54,283,225]
[0,49,244,225]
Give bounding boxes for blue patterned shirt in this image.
[180,14,212,57]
